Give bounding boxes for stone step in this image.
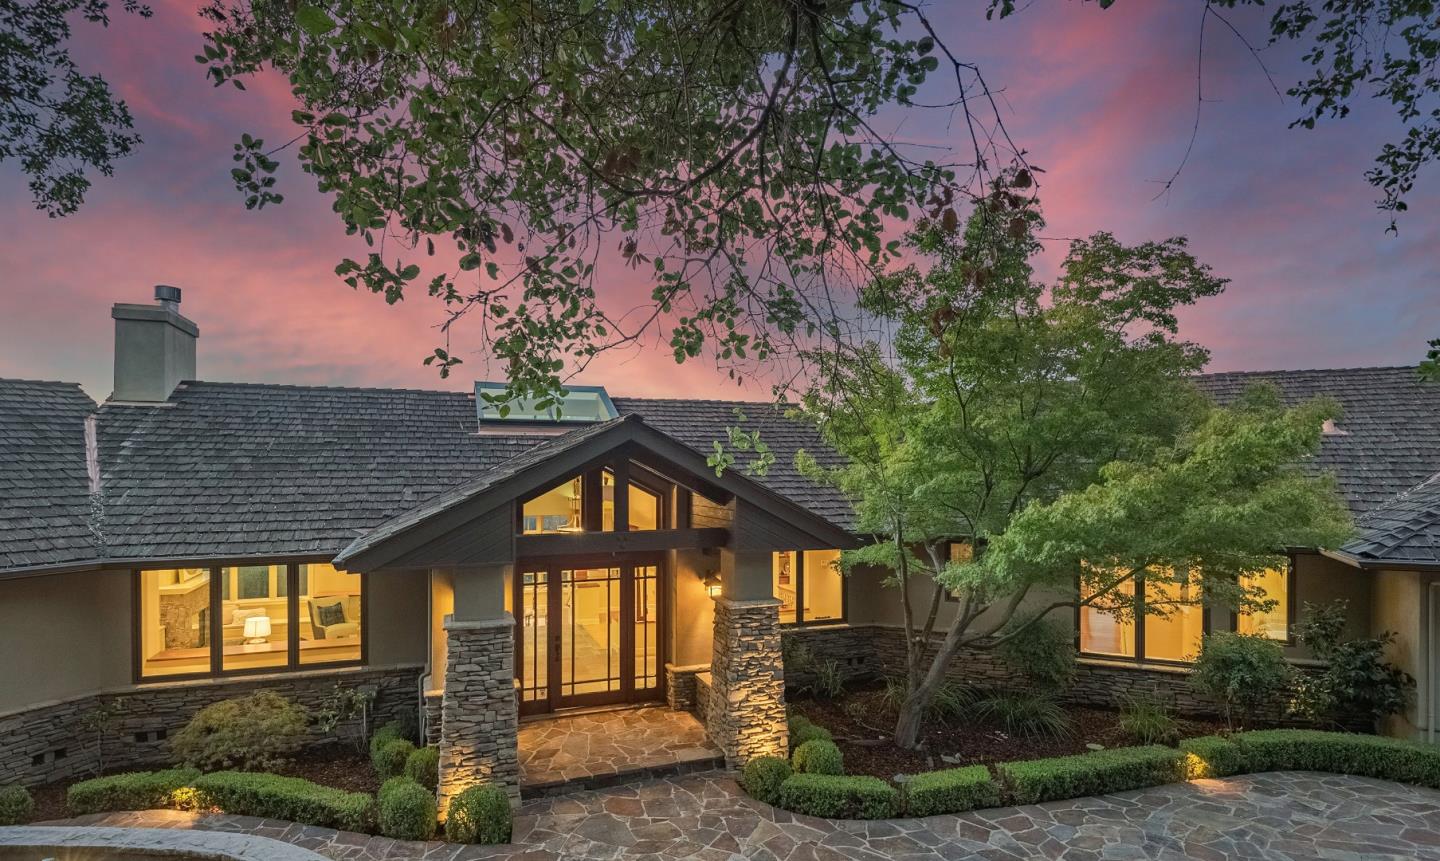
[519,753,726,799]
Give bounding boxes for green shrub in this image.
[1189,632,1294,729]
[1118,693,1180,745]
[881,677,979,724]
[741,756,793,805]
[374,738,417,780]
[377,776,437,841]
[192,771,375,832]
[790,721,833,750]
[995,618,1077,692]
[904,766,1000,816]
[777,773,899,819]
[792,738,844,775]
[369,721,404,760]
[444,783,512,844]
[1293,601,1414,728]
[1236,729,1440,787]
[1179,735,1248,779]
[67,768,201,815]
[171,691,309,772]
[404,746,440,791]
[0,785,33,826]
[997,746,1184,805]
[974,691,1071,740]
[812,659,846,700]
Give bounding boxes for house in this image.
[2,288,1439,806]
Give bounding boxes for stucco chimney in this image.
[111,286,198,403]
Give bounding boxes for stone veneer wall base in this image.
[437,615,519,813]
[706,598,788,765]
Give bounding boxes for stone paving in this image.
[34,769,1440,860]
[518,706,723,795]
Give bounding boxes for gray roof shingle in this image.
[0,379,100,570]
[1340,473,1440,565]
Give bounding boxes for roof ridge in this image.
[1196,364,1419,379]
[0,377,92,390]
[171,380,475,397]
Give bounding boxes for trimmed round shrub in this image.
[404,746,440,791]
[444,783,511,845]
[67,768,200,815]
[792,739,844,775]
[777,773,898,819]
[374,738,417,780]
[370,722,404,763]
[377,776,437,841]
[171,691,309,772]
[790,721,833,750]
[741,756,792,805]
[0,785,33,826]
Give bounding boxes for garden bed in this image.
[790,682,1228,779]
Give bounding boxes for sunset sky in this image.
[2,1,1436,403]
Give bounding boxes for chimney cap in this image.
[154,285,182,305]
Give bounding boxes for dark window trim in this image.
[132,560,368,684]
[1229,555,1298,646]
[776,549,848,627]
[517,457,673,536]
[1074,569,1211,666]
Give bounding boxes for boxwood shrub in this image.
[741,756,793,805]
[777,773,899,819]
[904,765,1001,817]
[997,745,1185,805]
[1180,735,1248,779]
[192,771,375,832]
[369,722,405,765]
[404,746,440,791]
[377,776,437,841]
[787,714,833,749]
[0,785,33,826]
[792,738,844,775]
[374,738,417,780]
[1236,729,1440,788]
[444,783,512,844]
[67,768,201,816]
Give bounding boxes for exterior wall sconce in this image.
[703,572,722,598]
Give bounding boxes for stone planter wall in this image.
[0,664,423,788]
[664,663,708,712]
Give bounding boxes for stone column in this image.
[707,545,788,764]
[437,614,519,812]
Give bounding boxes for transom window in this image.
[137,562,364,680]
[772,549,844,625]
[521,464,666,534]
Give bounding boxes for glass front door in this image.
[516,556,664,713]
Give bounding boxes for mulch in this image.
[23,745,378,824]
[792,685,1229,779]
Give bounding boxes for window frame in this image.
[515,459,672,535]
[941,540,978,603]
[1074,570,1211,666]
[1230,557,1297,645]
[132,560,368,684]
[774,549,848,627]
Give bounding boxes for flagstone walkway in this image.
[518,706,723,796]
[34,769,1440,860]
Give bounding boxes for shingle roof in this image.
[0,379,100,570]
[1193,366,1440,516]
[1340,472,1440,565]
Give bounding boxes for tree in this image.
[197,0,1030,403]
[799,194,1353,749]
[1,0,150,216]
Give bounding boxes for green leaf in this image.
[295,6,337,37]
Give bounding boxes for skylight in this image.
[474,382,619,424]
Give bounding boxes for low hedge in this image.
[444,783,512,844]
[67,768,201,816]
[192,771,375,832]
[996,745,1184,806]
[741,756,792,805]
[0,785,33,826]
[1235,729,1440,788]
[792,739,844,775]
[377,777,437,841]
[904,766,1001,817]
[1180,735,1247,779]
[777,773,899,819]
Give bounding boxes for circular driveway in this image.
[39,769,1440,859]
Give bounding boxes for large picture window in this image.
[137,562,365,681]
[1079,570,1205,664]
[772,549,845,625]
[1237,566,1290,641]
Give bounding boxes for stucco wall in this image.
[669,547,718,667]
[845,562,1073,634]
[367,568,429,667]
[0,570,132,713]
[1370,568,1435,738]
